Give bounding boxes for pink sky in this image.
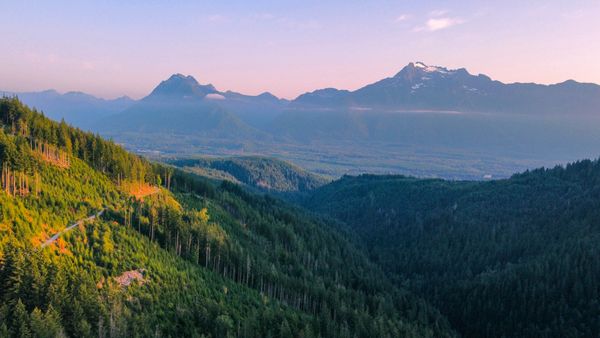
[1,1,599,99]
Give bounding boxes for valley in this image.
[4,96,599,337]
[108,111,600,180]
[3,2,599,337]
[301,170,600,336]
[11,63,600,180]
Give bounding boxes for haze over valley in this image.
[7,62,600,179]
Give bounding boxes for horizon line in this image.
[1,62,596,101]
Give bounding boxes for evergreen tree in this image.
[11,300,31,338]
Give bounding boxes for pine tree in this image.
[0,243,26,301]
[29,308,47,338]
[11,299,31,338]
[43,305,65,338]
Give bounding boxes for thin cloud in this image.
[411,9,464,33]
[395,14,411,22]
[425,17,464,31]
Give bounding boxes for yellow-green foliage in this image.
[0,154,121,247]
[0,98,456,338]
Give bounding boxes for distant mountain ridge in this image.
[293,62,600,115]
[0,89,134,128]
[98,64,600,146]
[9,62,600,133]
[98,74,270,139]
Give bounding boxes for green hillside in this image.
[303,169,600,337]
[0,98,455,337]
[170,156,329,192]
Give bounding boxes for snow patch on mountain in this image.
[205,93,226,100]
[414,62,455,75]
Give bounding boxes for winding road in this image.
[41,209,105,248]
[39,187,160,248]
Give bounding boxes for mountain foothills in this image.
[168,156,329,193]
[0,98,457,337]
[9,63,600,179]
[0,90,134,130]
[14,62,600,125]
[302,168,600,337]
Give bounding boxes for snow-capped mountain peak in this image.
[413,62,453,74]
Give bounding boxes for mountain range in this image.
[8,62,600,131]
[5,62,600,179]
[295,62,600,114]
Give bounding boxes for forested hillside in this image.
[0,98,455,337]
[303,169,600,337]
[170,156,328,192]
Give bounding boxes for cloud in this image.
[410,9,464,33]
[395,14,411,22]
[205,93,225,100]
[424,17,463,31]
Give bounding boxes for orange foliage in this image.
[123,181,160,201]
[31,223,54,246]
[56,237,72,255]
[30,233,48,247]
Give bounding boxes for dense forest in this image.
[0,97,455,337]
[303,169,600,337]
[169,156,328,192]
[5,95,598,337]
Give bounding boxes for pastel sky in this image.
[1,0,599,99]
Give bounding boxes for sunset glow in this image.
[1,1,599,99]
